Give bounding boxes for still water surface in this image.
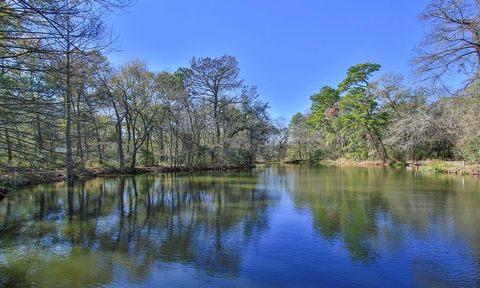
[0,165,479,287]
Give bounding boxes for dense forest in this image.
[2,0,480,182]
[0,0,273,182]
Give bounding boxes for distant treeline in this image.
[271,63,480,164]
[268,0,480,164]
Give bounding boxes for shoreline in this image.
[318,158,389,168]
[2,159,479,194]
[317,158,480,176]
[0,165,255,192]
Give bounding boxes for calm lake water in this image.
[0,165,479,287]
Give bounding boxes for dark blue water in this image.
[0,165,479,287]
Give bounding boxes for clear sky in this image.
[106,0,432,119]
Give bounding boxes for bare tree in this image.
[114,60,162,170]
[184,55,243,162]
[415,0,480,87]
[269,118,290,162]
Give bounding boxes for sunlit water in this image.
[1,165,479,287]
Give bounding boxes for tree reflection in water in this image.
[287,165,480,270]
[1,166,480,287]
[0,171,274,287]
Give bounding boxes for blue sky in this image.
[107,0,431,118]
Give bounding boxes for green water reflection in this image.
[0,166,479,287]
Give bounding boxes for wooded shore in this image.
[0,165,255,192]
[2,159,479,201]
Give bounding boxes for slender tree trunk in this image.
[158,128,164,163]
[130,147,137,171]
[377,134,388,162]
[109,95,126,173]
[125,112,131,154]
[213,93,220,142]
[5,128,12,165]
[144,132,150,166]
[32,68,43,154]
[174,131,179,168]
[367,130,385,162]
[213,90,220,164]
[150,134,155,166]
[298,142,303,161]
[169,129,174,169]
[65,29,74,182]
[130,116,137,170]
[303,142,308,162]
[75,93,84,167]
[35,114,43,152]
[116,119,126,173]
[93,119,104,165]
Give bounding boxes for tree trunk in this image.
[367,130,387,162]
[130,147,137,171]
[298,142,303,161]
[378,137,388,162]
[169,129,174,168]
[116,119,126,174]
[213,89,220,164]
[174,131,179,168]
[150,134,155,166]
[5,127,12,165]
[65,34,74,182]
[93,119,104,165]
[158,128,164,163]
[75,92,84,167]
[35,114,43,152]
[125,112,131,154]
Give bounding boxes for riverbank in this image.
[318,158,480,176]
[0,164,255,192]
[0,169,65,190]
[319,158,389,167]
[416,160,480,176]
[3,159,478,193]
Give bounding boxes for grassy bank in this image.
[319,158,389,167]
[318,158,480,176]
[417,160,480,176]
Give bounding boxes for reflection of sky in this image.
[0,166,479,287]
[119,170,477,287]
[238,187,478,287]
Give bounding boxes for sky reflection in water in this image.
[0,165,479,287]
